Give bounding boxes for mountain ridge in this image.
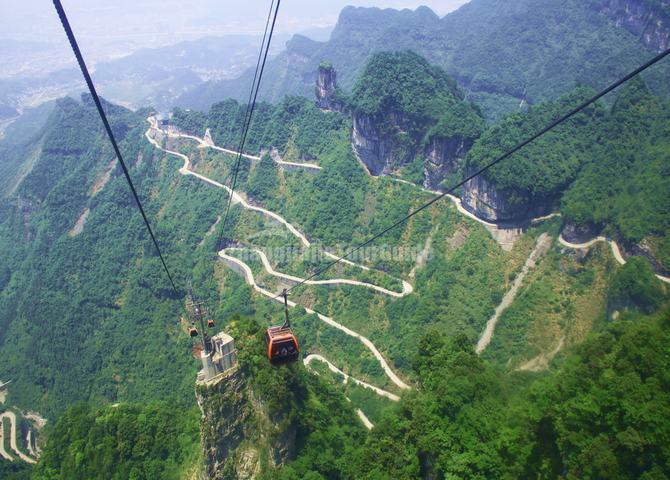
[177,0,670,121]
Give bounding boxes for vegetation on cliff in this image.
[275,306,670,479]
[0,96,222,417]
[465,78,670,268]
[0,460,31,480]
[465,87,601,202]
[561,79,670,257]
[173,95,347,160]
[348,51,484,169]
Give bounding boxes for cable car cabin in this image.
[189,327,198,338]
[265,326,299,365]
[207,319,215,328]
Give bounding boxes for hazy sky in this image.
[1,1,471,47]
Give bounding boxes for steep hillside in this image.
[463,87,604,222]
[178,0,669,120]
[593,0,670,52]
[0,95,224,418]
[31,402,200,480]
[346,51,484,185]
[0,102,56,197]
[463,78,670,272]
[32,307,670,479]
[561,79,670,271]
[0,46,668,479]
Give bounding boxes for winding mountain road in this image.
[0,419,11,461]
[558,235,670,284]
[147,118,411,392]
[0,412,36,464]
[147,115,670,401]
[356,409,374,430]
[303,354,400,401]
[226,247,411,297]
[219,251,410,390]
[395,178,670,284]
[162,122,322,171]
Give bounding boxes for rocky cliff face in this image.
[423,135,473,190]
[631,237,669,275]
[593,0,670,52]
[461,173,555,223]
[561,221,601,243]
[316,63,480,184]
[351,111,401,175]
[196,367,297,479]
[315,65,339,111]
[350,106,473,185]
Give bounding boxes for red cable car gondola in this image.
[265,289,299,365]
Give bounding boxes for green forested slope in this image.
[0,43,668,479]
[465,87,603,204]
[348,51,484,167]
[31,402,200,480]
[465,78,670,269]
[173,95,347,162]
[37,305,670,479]
[31,316,367,480]
[561,79,670,263]
[0,96,225,417]
[275,305,670,479]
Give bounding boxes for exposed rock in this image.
[461,172,555,223]
[351,111,402,175]
[631,237,669,276]
[593,0,670,52]
[315,64,339,110]
[319,63,479,187]
[17,196,36,242]
[196,366,297,479]
[68,208,90,237]
[561,221,601,244]
[352,112,476,186]
[88,158,116,196]
[423,135,473,190]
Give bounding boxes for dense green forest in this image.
[172,95,346,162]
[346,51,484,171]
[465,78,670,269]
[0,30,668,478]
[0,96,224,417]
[561,79,670,262]
[35,305,670,479]
[0,460,31,480]
[32,402,200,480]
[466,87,602,203]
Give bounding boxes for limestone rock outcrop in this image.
[197,367,297,479]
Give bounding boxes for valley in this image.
[145,106,665,408]
[1,1,669,478]
[145,116,411,394]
